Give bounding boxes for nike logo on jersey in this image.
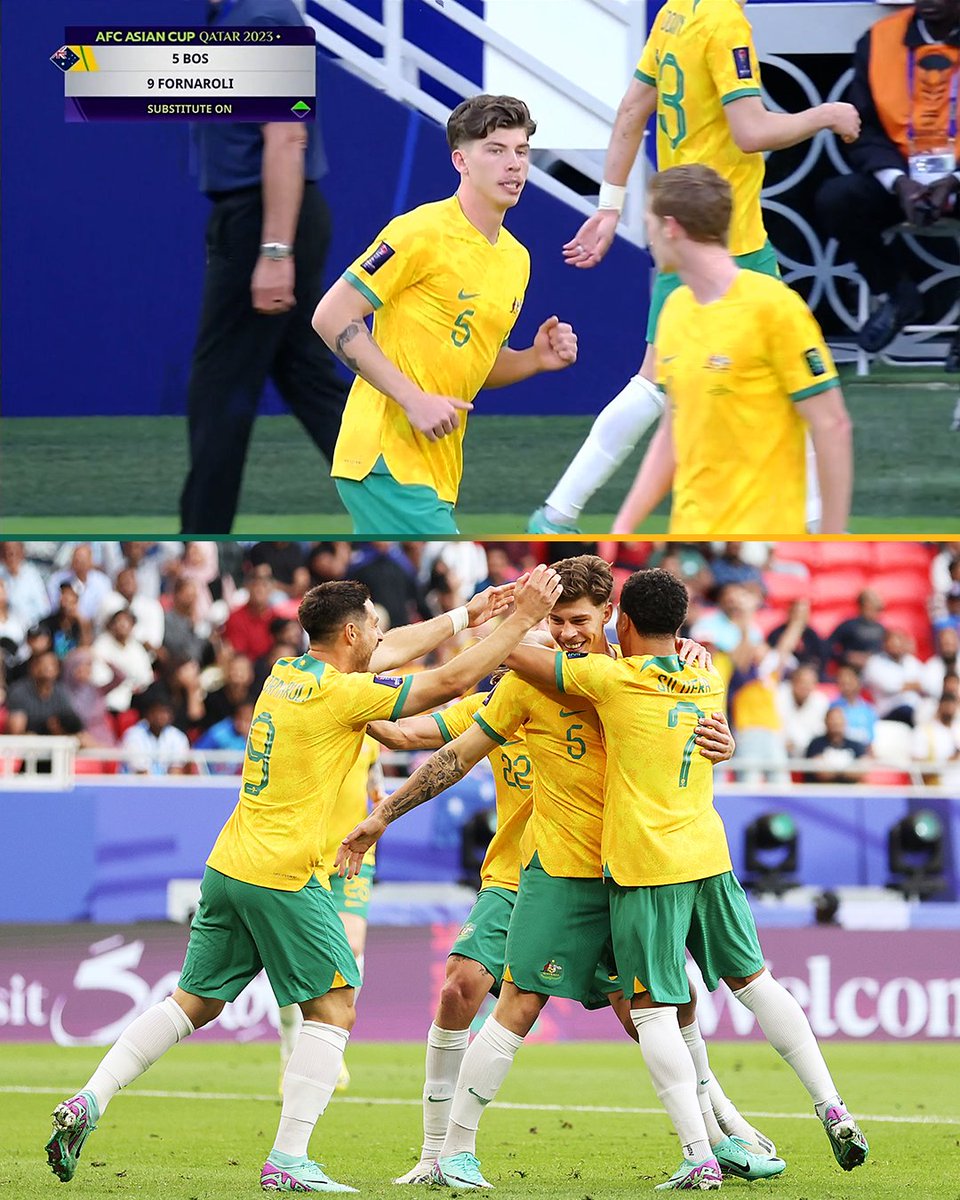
[467,1087,492,1106]
[558,709,586,718]
[458,289,480,300]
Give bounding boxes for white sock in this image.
[732,972,839,1108]
[84,996,194,1115]
[278,1004,303,1073]
[544,374,663,521]
[805,432,822,530]
[679,1020,725,1145]
[441,1016,524,1157]
[272,1021,349,1158]
[632,1008,711,1164]
[421,1023,470,1162]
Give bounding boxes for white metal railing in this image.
[305,0,648,247]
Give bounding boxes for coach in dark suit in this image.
[816,0,960,361]
[180,0,347,533]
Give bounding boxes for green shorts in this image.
[178,866,362,1008]
[328,861,375,920]
[449,885,516,995]
[609,871,765,1004]
[503,854,621,1009]
[645,240,781,343]
[334,456,458,536]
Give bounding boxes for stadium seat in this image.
[809,604,856,639]
[882,605,934,659]
[870,542,935,573]
[772,542,820,570]
[762,571,809,607]
[755,605,789,638]
[74,758,118,775]
[808,569,869,608]
[814,542,875,571]
[861,768,912,786]
[869,569,932,609]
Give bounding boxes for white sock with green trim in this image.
[272,1021,349,1158]
[632,1007,711,1164]
[83,996,194,1116]
[421,1023,471,1162]
[441,1017,524,1157]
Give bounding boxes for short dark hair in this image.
[619,569,688,636]
[298,581,371,642]
[446,94,536,150]
[552,554,613,606]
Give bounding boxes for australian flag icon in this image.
[51,45,80,72]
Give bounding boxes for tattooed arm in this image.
[311,277,473,442]
[335,724,495,878]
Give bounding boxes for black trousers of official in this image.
[815,172,915,297]
[179,183,347,534]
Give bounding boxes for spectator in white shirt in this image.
[99,567,165,654]
[921,625,960,703]
[776,663,829,758]
[120,687,190,775]
[912,693,960,787]
[863,628,925,725]
[47,544,112,623]
[0,542,50,629]
[92,608,155,715]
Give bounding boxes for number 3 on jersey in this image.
[667,701,704,788]
[657,52,687,149]
[244,711,276,796]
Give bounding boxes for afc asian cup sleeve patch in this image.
[373,674,403,688]
[804,347,827,377]
[565,651,588,659]
[361,241,395,275]
[732,46,753,80]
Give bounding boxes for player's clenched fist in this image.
[401,390,474,442]
[534,315,578,371]
[828,101,860,144]
[513,564,564,623]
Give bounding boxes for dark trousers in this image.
[179,183,347,533]
[815,172,912,296]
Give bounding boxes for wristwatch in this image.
[260,242,293,259]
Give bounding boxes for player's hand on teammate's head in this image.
[828,101,860,144]
[466,583,516,627]
[403,391,474,442]
[533,316,578,372]
[694,711,735,763]
[336,814,387,877]
[676,637,713,671]
[513,564,564,623]
[563,209,619,268]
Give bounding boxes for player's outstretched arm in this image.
[483,317,578,388]
[312,278,472,442]
[564,78,657,269]
[336,723,496,877]
[368,584,515,674]
[367,714,446,752]
[610,407,676,534]
[797,387,853,534]
[394,566,563,717]
[724,94,860,154]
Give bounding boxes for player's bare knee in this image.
[438,958,491,1024]
[725,967,767,993]
[301,986,357,1031]
[493,983,544,1036]
[170,987,223,1030]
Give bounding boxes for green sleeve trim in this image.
[791,376,839,402]
[554,651,566,694]
[343,270,383,310]
[389,675,414,721]
[721,87,761,105]
[473,712,509,747]
[634,68,656,86]
[432,711,452,744]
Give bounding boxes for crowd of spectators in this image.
[1,540,958,783]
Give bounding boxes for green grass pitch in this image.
[4,1040,959,1199]
[2,371,958,536]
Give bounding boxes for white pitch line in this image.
[5,1086,958,1126]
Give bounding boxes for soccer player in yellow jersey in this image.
[638,164,853,535]
[508,568,869,1189]
[45,568,564,1194]
[340,558,782,1190]
[528,0,860,535]
[313,94,578,536]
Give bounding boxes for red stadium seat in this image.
[755,605,789,638]
[861,768,912,786]
[882,605,934,658]
[762,571,809,607]
[809,603,856,639]
[772,542,820,570]
[869,569,932,609]
[809,569,869,607]
[815,541,875,571]
[74,758,118,775]
[870,542,934,573]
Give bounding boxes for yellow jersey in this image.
[637,0,766,257]
[557,650,732,887]
[656,271,838,536]
[321,734,382,874]
[475,669,608,879]
[432,690,533,892]
[207,655,413,891]
[332,196,530,504]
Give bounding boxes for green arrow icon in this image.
[291,100,311,117]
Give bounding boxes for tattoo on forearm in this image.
[333,319,373,377]
[380,746,465,824]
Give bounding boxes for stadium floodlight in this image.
[887,809,946,901]
[744,812,798,897]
